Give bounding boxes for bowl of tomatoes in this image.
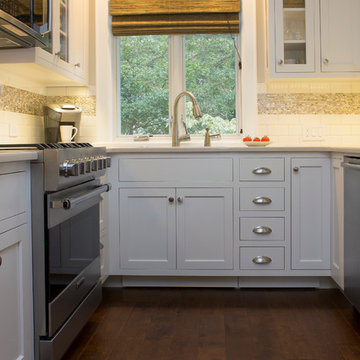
[243,135,271,146]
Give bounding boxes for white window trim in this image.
[114,34,242,141]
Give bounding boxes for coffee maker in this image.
[44,104,82,143]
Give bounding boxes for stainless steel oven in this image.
[0,143,112,360]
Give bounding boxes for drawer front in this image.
[0,172,27,222]
[240,217,285,241]
[240,158,285,181]
[119,158,233,182]
[240,188,285,211]
[240,247,285,270]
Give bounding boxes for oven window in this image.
[47,205,100,302]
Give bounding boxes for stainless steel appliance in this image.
[44,104,82,143]
[342,156,360,312]
[0,142,111,360]
[0,0,50,48]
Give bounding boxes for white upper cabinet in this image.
[274,0,315,73]
[320,0,360,73]
[267,0,360,77]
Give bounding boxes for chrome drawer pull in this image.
[252,196,272,205]
[0,256,2,267]
[76,276,86,289]
[252,256,272,265]
[253,226,272,235]
[252,167,271,175]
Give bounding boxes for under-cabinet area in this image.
[107,152,335,283]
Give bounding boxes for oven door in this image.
[46,180,110,337]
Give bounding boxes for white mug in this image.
[60,125,78,142]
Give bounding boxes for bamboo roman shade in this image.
[110,0,240,36]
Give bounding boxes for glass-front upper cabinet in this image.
[274,0,315,73]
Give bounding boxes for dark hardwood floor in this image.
[63,287,360,360]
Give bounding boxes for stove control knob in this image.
[91,159,98,172]
[97,157,104,170]
[59,161,79,177]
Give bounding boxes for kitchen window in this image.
[117,34,241,136]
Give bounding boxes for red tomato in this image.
[261,135,270,142]
[253,137,260,142]
[243,135,252,142]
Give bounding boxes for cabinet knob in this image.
[252,196,272,205]
[252,256,272,265]
[55,51,61,57]
[278,59,284,65]
[293,167,299,172]
[168,197,174,203]
[323,58,329,65]
[0,255,2,267]
[177,197,183,203]
[74,63,81,68]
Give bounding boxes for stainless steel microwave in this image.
[0,0,50,48]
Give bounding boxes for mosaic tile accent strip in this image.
[0,85,45,116]
[0,85,96,116]
[46,96,96,116]
[258,93,360,115]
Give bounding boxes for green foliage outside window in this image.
[119,35,237,135]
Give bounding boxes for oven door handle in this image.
[51,183,112,210]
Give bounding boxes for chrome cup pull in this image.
[252,256,272,265]
[252,167,271,175]
[253,226,272,235]
[252,196,272,205]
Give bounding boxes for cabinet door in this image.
[320,0,360,72]
[177,188,233,269]
[331,156,344,289]
[291,158,330,269]
[274,0,316,73]
[119,188,176,269]
[0,224,31,360]
[69,0,89,82]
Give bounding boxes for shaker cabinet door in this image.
[320,0,360,72]
[119,188,176,269]
[176,188,233,269]
[291,158,330,269]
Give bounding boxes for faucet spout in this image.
[172,91,202,147]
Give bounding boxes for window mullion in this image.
[168,35,185,136]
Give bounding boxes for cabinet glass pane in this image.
[60,2,67,33]
[60,33,68,62]
[283,0,305,8]
[282,0,306,65]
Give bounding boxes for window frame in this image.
[114,34,242,139]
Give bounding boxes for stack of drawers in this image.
[239,157,287,271]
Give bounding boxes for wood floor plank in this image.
[62,288,360,360]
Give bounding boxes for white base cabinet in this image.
[331,154,344,289]
[119,187,233,270]
[0,162,33,360]
[177,188,233,269]
[291,158,331,269]
[119,188,176,270]
[109,153,334,282]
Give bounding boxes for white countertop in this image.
[103,141,360,155]
[0,150,38,163]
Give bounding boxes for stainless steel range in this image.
[1,143,111,360]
